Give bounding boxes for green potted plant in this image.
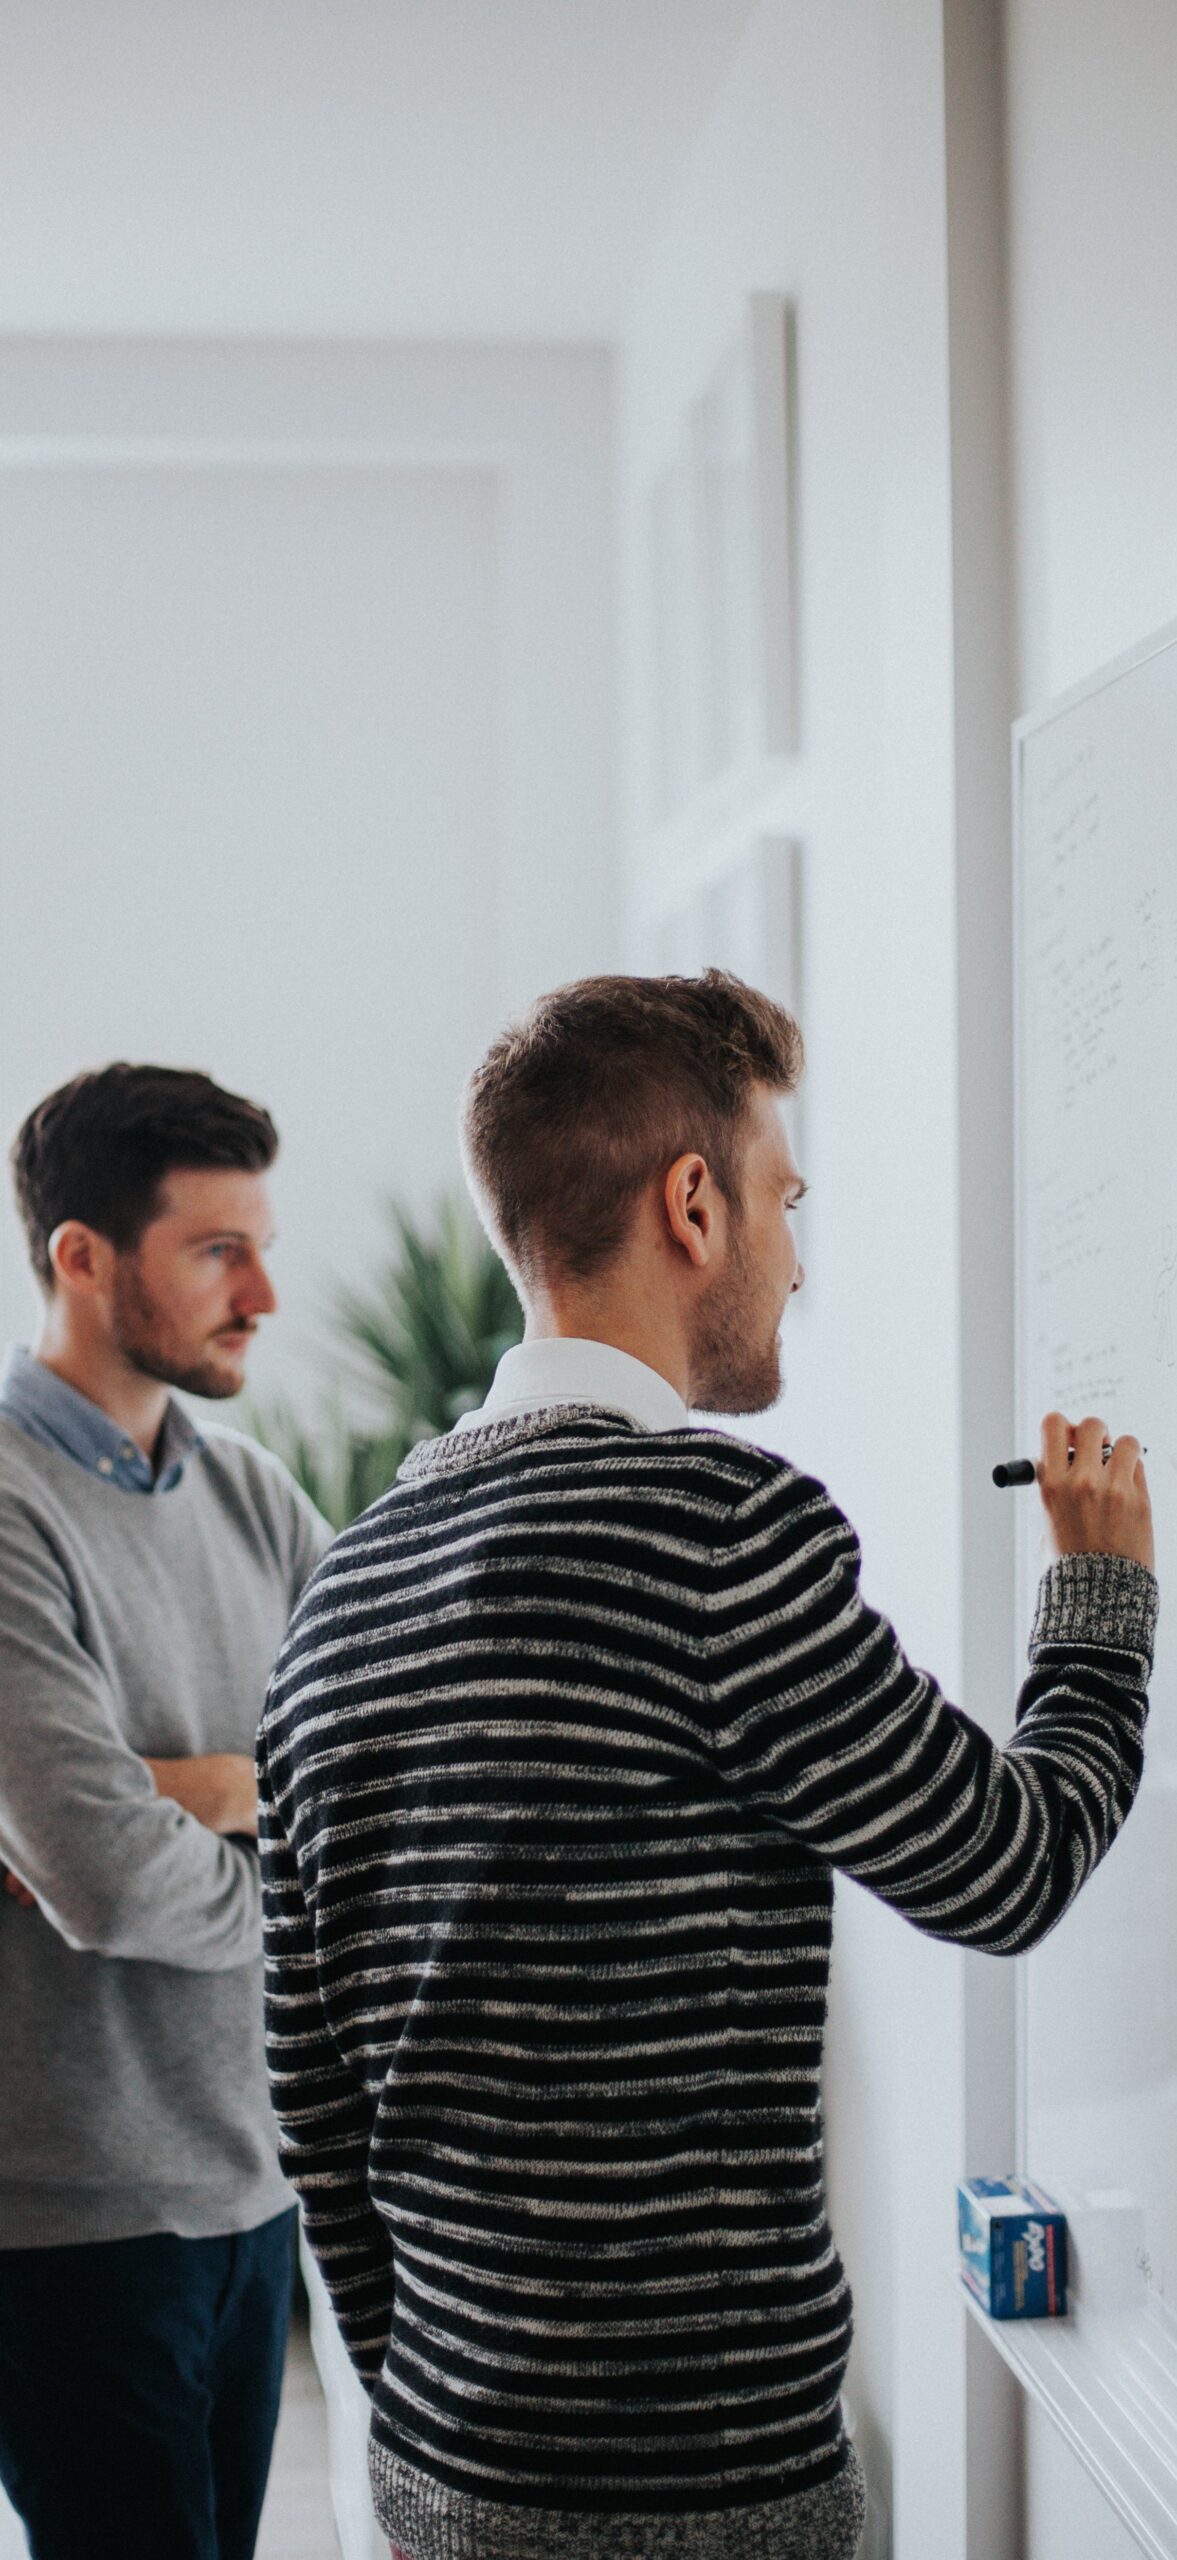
[251,1194,522,1528]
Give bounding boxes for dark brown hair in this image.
[11,1064,278,1290]
[462,970,803,1286]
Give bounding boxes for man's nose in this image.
[792,1262,806,1295]
[236,1256,278,1318]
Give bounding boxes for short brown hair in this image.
[462,970,803,1286]
[11,1064,278,1291]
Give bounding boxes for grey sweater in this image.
[0,1414,329,2248]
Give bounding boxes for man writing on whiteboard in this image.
[259,972,1156,2560]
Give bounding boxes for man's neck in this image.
[33,1332,170,1463]
[523,1301,691,1406]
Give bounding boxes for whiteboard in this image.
[1015,620,1177,2504]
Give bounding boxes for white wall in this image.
[616,5,1017,2553]
[0,338,617,1416]
[1004,2,1177,2550]
[0,1,757,343]
[1006,0,1177,712]
[1023,2403,1145,2560]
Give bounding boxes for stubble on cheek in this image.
[689,1246,783,1417]
[109,1258,245,1400]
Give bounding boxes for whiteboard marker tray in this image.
[957,2276,1177,2558]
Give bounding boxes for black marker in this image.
[993,1444,1146,1489]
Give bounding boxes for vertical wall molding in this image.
[942,1,1023,2554]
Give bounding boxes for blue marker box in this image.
[957,2176,1068,2318]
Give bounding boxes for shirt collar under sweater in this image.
[453,1337,689,1437]
[0,1343,203,1492]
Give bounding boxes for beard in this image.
[110,1258,247,1401]
[687,1220,783,1416]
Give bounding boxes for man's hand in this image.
[145,1754,259,1838]
[1038,1412,1155,1573]
[3,1755,258,1915]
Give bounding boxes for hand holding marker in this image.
[995,1413,1155,1573]
[993,1444,1141,1486]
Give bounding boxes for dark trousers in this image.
[0,2208,296,2560]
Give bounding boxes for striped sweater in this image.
[258,1408,1156,2546]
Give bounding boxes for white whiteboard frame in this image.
[1011,614,1177,2554]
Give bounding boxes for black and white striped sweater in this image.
[258,1408,1156,2541]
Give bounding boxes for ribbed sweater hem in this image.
[0,2174,293,2250]
[368,2442,866,2560]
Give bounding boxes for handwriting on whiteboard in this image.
[1034,930,1125,1113]
[1031,1173,1117,1293]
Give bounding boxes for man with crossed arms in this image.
[0,1064,330,2560]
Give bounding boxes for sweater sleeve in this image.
[288,1483,335,1604]
[708,1467,1156,1954]
[0,1495,262,1967]
[257,1721,394,2392]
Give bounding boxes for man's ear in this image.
[47,1221,114,1297]
[663,1154,718,1269]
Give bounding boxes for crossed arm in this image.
[0,1499,262,1967]
[4,1751,256,1907]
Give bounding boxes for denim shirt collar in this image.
[0,1345,203,1492]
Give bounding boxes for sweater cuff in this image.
[1031,1553,1159,1663]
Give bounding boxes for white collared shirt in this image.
[453,1337,689,1436]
